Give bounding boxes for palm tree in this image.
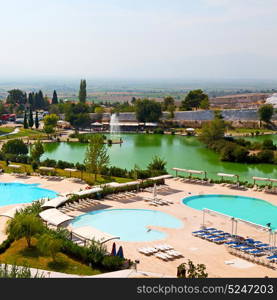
[7,214,44,248]
[37,233,63,262]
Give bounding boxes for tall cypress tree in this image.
[78,79,87,103]
[38,90,44,109]
[52,90,58,104]
[35,111,39,129]
[23,111,28,129]
[28,92,34,108]
[28,107,34,128]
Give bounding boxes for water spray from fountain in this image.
[110,113,121,135]
[109,114,122,144]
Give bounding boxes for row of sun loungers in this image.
[59,198,99,213]
[264,187,277,194]
[143,185,170,193]
[192,227,277,269]
[104,191,138,200]
[228,247,277,269]
[138,244,183,261]
[144,197,174,206]
[173,177,211,185]
[192,228,231,244]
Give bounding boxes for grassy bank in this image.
[0,161,131,185]
[0,128,46,140]
[0,238,101,276]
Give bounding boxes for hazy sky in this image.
[1,0,277,80]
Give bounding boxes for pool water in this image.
[0,182,58,207]
[183,194,277,230]
[71,209,183,242]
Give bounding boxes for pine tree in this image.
[79,79,87,103]
[23,111,28,129]
[35,111,39,129]
[28,107,34,128]
[52,90,58,104]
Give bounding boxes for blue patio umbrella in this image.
[117,246,124,259]
[111,242,117,256]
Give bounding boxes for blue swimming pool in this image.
[0,182,58,207]
[71,209,183,242]
[183,194,277,230]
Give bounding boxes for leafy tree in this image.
[31,141,44,162]
[258,104,274,123]
[181,89,209,111]
[135,99,162,123]
[52,90,58,104]
[66,112,91,129]
[168,104,175,119]
[79,79,87,103]
[7,214,44,248]
[44,125,55,138]
[147,156,167,175]
[35,111,39,129]
[177,260,208,278]
[199,118,226,146]
[84,134,110,181]
[37,233,62,262]
[2,139,28,155]
[163,96,175,111]
[43,114,59,127]
[6,89,26,105]
[28,107,34,128]
[200,97,210,109]
[23,111,28,129]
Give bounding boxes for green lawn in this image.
[0,238,101,276]
[0,127,14,136]
[0,128,47,140]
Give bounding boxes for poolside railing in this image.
[202,208,270,232]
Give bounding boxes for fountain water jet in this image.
[110,113,121,135]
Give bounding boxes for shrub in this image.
[153,128,164,134]
[257,150,275,164]
[41,158,57,168]
[0,236,14,254]
[56,160,75,169]
[0,264,44,278]
[101,255,124,271]
[233,146,249,163]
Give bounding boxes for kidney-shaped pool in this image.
[71,209,183,242]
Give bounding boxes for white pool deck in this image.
[0,174,277,278]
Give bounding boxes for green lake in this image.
[41,134,277,182]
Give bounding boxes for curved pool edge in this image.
[70,208,184,242]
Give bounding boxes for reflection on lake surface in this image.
[41,134,277,181]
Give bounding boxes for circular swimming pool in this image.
[71,209,183,242]
[0,182,58,207]
[183,194,277,230]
